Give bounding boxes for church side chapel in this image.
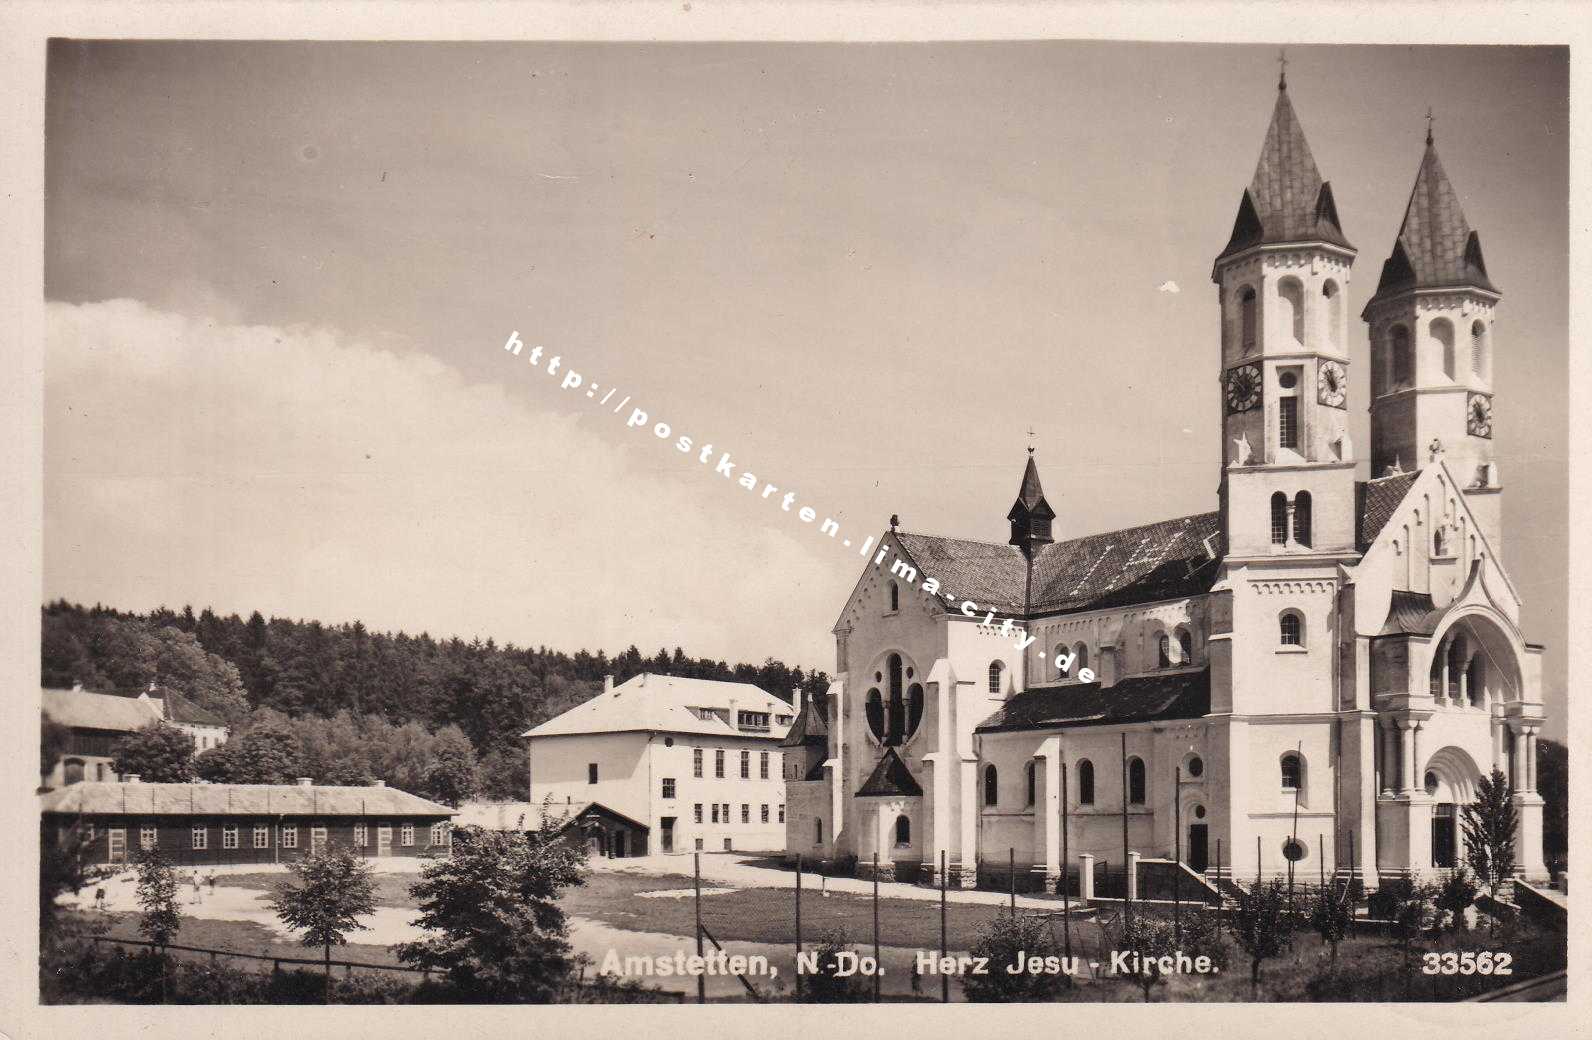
[781,70,1548,892]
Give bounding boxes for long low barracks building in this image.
[40,777,457,867]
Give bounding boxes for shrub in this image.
[1177,910,1230,971]
[801,926,870,1003]
[1112,915,1179,1002]
[962,912,1069,1002]
[1227,879,1297,986]
[1434,869,1480,931]
[1308,883,1354,967]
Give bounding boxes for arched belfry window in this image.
[1077,759,1095,805]
[1177,628,1193,665]
[988,660,1005,695]
[984,764,999,807]
[1293,491,1312,547]
[1128,757,1146,805]
[1270,492,1288,544]
[1055,644,1069,678]
[1323,280,1342,345]
[1432,318,1456,381]
[1392,325,1413,388]
[1157,634,1172,668]
[1075,644,1089,674]
[1239,286,1258,353]
[1471,321,1488,379]
[1278,276,1305,346]
[1279,611,1303,647]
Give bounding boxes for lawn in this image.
[88,913,409,974]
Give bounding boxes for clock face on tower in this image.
[1317,359,1347,409]
[1225,364,1261,415]
[1468,393,1493,439]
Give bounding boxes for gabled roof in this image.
[895,511,1222,619]
[156,689,227,728]
[1357,471,1420,550]
[1372,140,1498,300]
[39,781,455,817]
[778,697,829,748]
[41,688,161,732]
[523,673,792,740]
[544,801,650,834]
[975,669,1211,734]
[855,747,922,797]
[1218,85,1353,261]
[1378,590,1446,637]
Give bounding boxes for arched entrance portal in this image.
[1187,804,1209,873]
[1423,747,1482,870]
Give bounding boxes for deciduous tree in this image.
[1226,878,1296,987]
[111,723,197,782]
[267,847,377,1003]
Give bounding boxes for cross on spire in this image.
[1425,106,1435,146]
[1026,426,1036,455]
[1278,49,1288,91]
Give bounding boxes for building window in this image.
[1078,760,1095,805]
[988,661,1004,695]
[740,750,750,779]
[760,751,770,779]
[1055,644,1069,678]
[662,778,676,799]
[354,822,367,847]
[694,803,704,824]
[741,804,750,824]
[141,826,158,851]
[1177,628,1193,665]
[1392,325,1412,387]
[1187,755,1204,779]
[1239,286,1257,352]
[1281,753,1303,792]
[711,804,720,824]
[895,815,911,847]
[587,763,598,784]
[1271,492,1288,544]
[192,826,207,850]
[1433,317,1456,380]
[1293,491,1312,547]
[1279,611,1303,646]
[223,825,239,850]
[63,758,84,785]
[778,804,785,823]
[1278,396,1298,450]
[311,826,328,851]
[253,824,269,849]
[715,750,725,778]
[96,763,107,781]
[281,825,298,849]
[1128,757,1146,805]
[1468,655,1486,707]
[865,688,884,742]
[761,804,769,823]
[1023,761,1037,806]
[723,838,732,851]
[694,837,704,851]
[1075,644,1088,674]
[1323,279,1342,345]
[401,823,415,846]
[983,764,998,807]
[1157,634,1171,668]
[889,581,900,612]
[815,818,823,845]
[1471,321,1488,378]
[694,748,703,778]
[430,822,447,845]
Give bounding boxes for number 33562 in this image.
[1422,952,1513,975]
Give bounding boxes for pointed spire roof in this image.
[1007,452,1054,522]
[1218,83,1353,261]
[1371,137,1498,299]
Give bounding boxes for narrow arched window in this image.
[1077,760,1095,805]
[886,654,904,746]
[1434,526,1448,556]
[1025,761,1036,806]
[1239,286,1257,352]
[1293,491,1312,547]
[1278,277,1305,345]
[815,818,823,845]
[1270,492,1288,544]
[984,764,999,807]
[988,660,1004,695]
[1323,280,1342,345]
[1177,628,1193,665]
[1432,318,1456,381]
[1471,321,1488,379]
[1447,638,1466,700]
[889,581,899,612]
[1392,325,1412,387]
[1075,644,1089,673]
[865,688,884,742]
[895,815,911,846]
[905,683,924,738]
[1055,644,1069,678]
[1128,757,1146,805]
[1280,752,1302,792]
[1279,611,1303,646]
[1467,655,1485,707]
[1157,634,1171,668]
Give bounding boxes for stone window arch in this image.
[1176,627,1194,666]
[1077,759,1095,805]
[63,758,85,785]
[886,653,905,745]
[1055,643,1070,679]
[984,764,999,807]
[895,815,911,847]
[865,688,884,742]
[905,682,924,738]
[1279,610,1304,647]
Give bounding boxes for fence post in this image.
[939,848,948,1003]
[1126,851,1140,903]
[695,852,705,1005]
[794,853,803,1002]
[1078,853,1094,901]
[1009,848,1016,913]
[872,852,880,1004]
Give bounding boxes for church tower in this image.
[1007,450,1055,556]
[1212,72,1359,559]
[1362,125,1503,554]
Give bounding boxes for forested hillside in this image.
[41,601,829,801]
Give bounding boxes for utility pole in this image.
[1121,732,1131,926]
[794,854,803,1001]
[872,853,880,1003]
[939,849,948,1003]
[695,852,705,1004]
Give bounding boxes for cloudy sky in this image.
[43,41,1568,734]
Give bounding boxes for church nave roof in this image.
[975,668,1211,734]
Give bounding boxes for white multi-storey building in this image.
[524,674,794,856]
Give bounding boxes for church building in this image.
[782,74,1549,890]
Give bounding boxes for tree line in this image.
[42,601,830,802]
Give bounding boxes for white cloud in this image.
[45,299,840,671]
[1157,280,1181,294]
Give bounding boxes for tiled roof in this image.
[856,748,922,797]
[779,698,829,748]
[1357,472,1419,550]
[975,669,1211,734]
[1219,87,1353,260]
[546,801,650,834]
[895,511,1222,618]
[41,688,161,732]
[39,781,455,817]
[1378,590,1446,637]
[523,673,792,740]
[157,689,227,728]
[1373,142,1497,299]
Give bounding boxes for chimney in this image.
[729,697,738,727]
[603,674,614,694]
[296,777,313,787]
[125,774,141,784]
[372,780,386,787]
